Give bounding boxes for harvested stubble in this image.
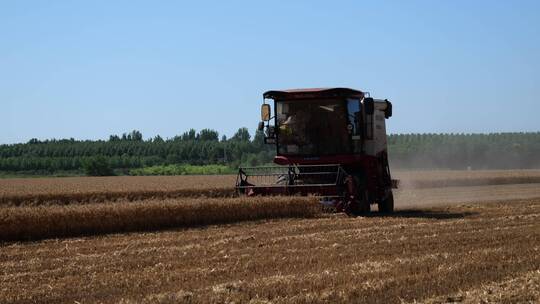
[0,196,320,242]
[2,199,539,303]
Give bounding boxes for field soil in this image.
[1,170,540,303]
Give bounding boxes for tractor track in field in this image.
[1,199,539,303]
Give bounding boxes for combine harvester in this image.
[236,88,398,215]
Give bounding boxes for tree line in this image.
[0,129,272,175]
[0,130,539,175]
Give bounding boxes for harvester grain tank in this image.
[236,88,397,215]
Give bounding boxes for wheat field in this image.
[1,170,540,303]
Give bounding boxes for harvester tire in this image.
[345,201,370,216]
[359,200,371,215]
[345,192,371,216]
[378,192,394,213]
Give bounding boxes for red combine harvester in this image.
[236,88,398,215]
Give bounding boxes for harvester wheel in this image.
[345,195,370,216]
[359,200,371,215]
[378,192,394,213]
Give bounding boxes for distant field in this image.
[394,169,540,188]
[0,175,236,206]
[0,175,234,197]
[2,170,540,206]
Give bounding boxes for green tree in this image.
[82,155,114,176]
[199,129,219,141]
[232,127,251,141]
[130,130,143,141]
[181,129,197,141]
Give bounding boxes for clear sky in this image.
[1,0,539,143]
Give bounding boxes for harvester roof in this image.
[263,87,364,100]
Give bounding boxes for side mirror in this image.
[261,104,271,121]
[364,97,374,115]
[384,100,392,118]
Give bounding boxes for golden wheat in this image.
[0,196,320,242]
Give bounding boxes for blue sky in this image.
[1,1,539,143]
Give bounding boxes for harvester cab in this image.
[236,88,398,215]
